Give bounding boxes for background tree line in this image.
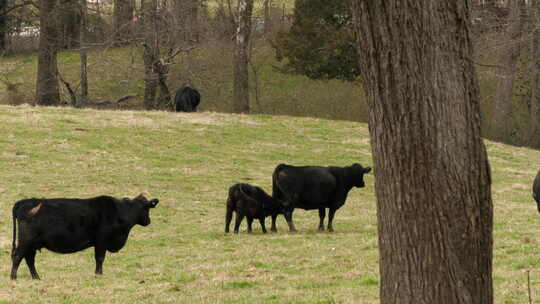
[0,0,288,112]
[1,0,540,150]
[272,0,540,150]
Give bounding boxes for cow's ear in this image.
[135,193,146,201]
[364,167,372,174]
[149,199,159,208]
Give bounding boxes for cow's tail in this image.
[225,186,235,232]
[11,204,17,258]
[272,164,286,200]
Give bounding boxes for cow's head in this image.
[132,194,159,226]
[350,163,371,188]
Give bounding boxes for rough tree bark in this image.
[142,0,158,110]
[0,0,7,52]
[35,0,60,106]
[489,0,524,142]
[529,0,540,147]
[113,0,134,45]
[351,1,493,303]
[232,0,253,113]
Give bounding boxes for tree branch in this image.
[0,1,35,17]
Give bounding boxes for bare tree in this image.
[263,0,272,34]
[57,0,80,49]
[173,0,199,43]
[35,0,60,105]
[529,0,540,147]
[113,0,134,45]
[489,0,525,142]
[0,0,7,52]
[142,0,158,110]
[232,0,253,113]
[79,0,88,106]
[351,1,493,303]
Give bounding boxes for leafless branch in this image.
[116,94,138,103]
[57,72,77,106]
[0,0,34,17]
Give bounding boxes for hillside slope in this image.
[0,105,538,303]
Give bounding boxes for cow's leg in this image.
[270,214,278,232]
[284,210,297,232]
[10,246,26,280]
[247,217,254,233]
[225,208,233,233]
[234,213,244,234]
[94,246,106,275]
[259,217,267,233]
[318,208,326,231]
[24,249,40,280]
[327,208,337,232]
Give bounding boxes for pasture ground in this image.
[0,105,538,303]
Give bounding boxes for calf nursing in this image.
[225,183,284,233]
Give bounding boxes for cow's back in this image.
[273,164,337,208]
[13,197,112,253]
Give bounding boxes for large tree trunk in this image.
[142,0,158,110]
[232,0,253,113]
[0,0,7,52]
[113,0,134,45]
[529,0,540,147]
[352,1,493,303]
[488,0,524,142]
[35,0,60,106]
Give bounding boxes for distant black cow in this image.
[225,183,284,234]
[272,163,371,232]
[10,194,159,280]
[174,86,200,112]
[533,171,540,213]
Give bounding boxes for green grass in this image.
[0,105,539,303]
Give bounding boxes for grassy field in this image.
[0,105,539,303]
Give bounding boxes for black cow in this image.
[533,170,540,213]
[225,183,284,234]
[174,86,200,112]
[10,194,159,280]
[272,163,371,232]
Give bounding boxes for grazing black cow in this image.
[225,183,284,234]
[174,86,201,112]
[272,163,371,232]
[10,194,159,280]
[533,170,540,213]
